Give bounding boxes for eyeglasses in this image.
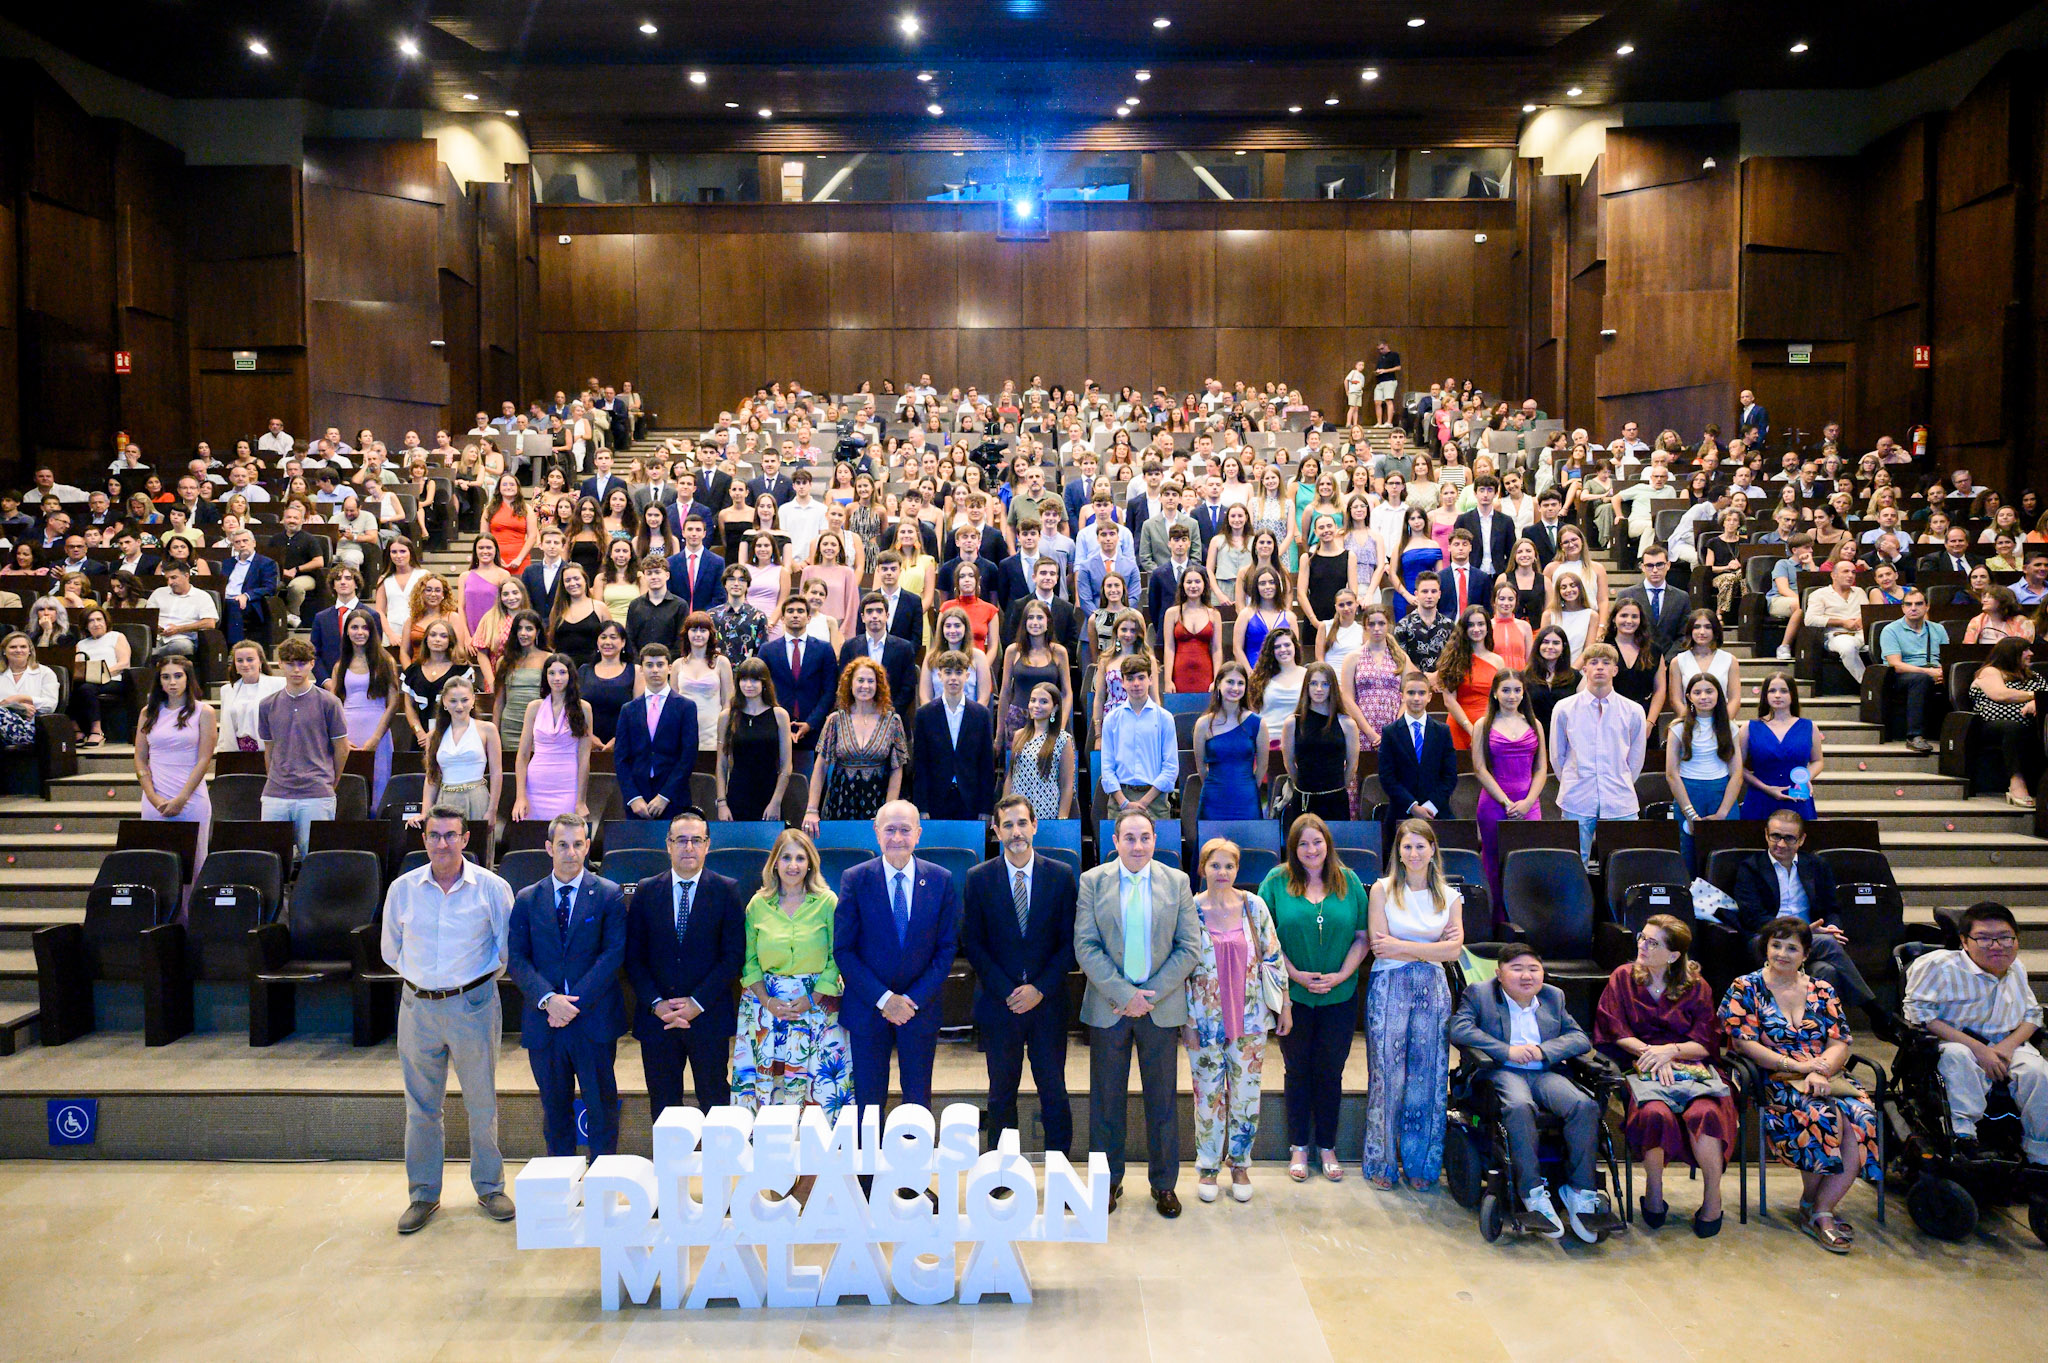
[1967,933,2019,948]
[1765,831,1801,844]
[668,835,708,848]
[422,830,466,844]
[1635,933,1672,948]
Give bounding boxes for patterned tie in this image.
[556,883,574,940]
[673,878,694,944]
[892,870,911,942]
[1012,868,1030,934]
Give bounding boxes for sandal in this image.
[1803,1210,1852,1254]
[1367,1174,1396,1191]
[1405,1176,1435,1193]
[79,733,103,748]
[1288,1147,1309,1183]
[1230,1167,1253,1203]
[1320,1150,1344,1182]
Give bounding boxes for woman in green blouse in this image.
[731,828,851,1119]
[1257,813,1370,1184]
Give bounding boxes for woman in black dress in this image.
[1607,597,1669,727]
[577,621,638,750]
[1524,625,1580,734]
[1296,510,1357,639]
[1505,537,1548,628]
[399,616,483,746]
[717,656,791,824]
[1283,662,1359,822]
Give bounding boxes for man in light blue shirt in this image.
[1100,659,1177,816]
[1878,589,1948,753]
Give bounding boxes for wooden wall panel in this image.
[762,232,829,330]
[828,328,891,393]
[193,353,306,453]
[1602,127,1730,196]
[892,232,959,328]
[309,301,446,405]
[1013,330,1087,386]
[1149,231,1214,328]
[1603,174,1736,296]
[634,231,700,330]
[1936,68,2017,213]
[828,233,894,330]
[1738,344,1849,446]
[1215,230,1281,328]
[477,181,522,349]
[762,330,830,389]
[1086,328,1151,392]
[1150,329,1217,396]
[1279,230,1346,328]
[635,331,699,428]
[893,329,957,387]
[1214,329,1282,388]
[1085,232,1150,328]
[1743,159,1855,254]
[188,257,306,349]
[185,167,300,261]
[1018,233,1087,328]
[305,185,442,308]
[956,233,1022,329]
[302,139,443,204]
[1596,291,1738,396]
[697,235,765,329]
[1410,230,1478,326]
[1741,252,1850,341]
[440,272,480,433]
[955,329,1023,390]
[1931,193,2016,448]
[698,332,765,420]
[1346,229,1410,325]
[1855,305,1926,448]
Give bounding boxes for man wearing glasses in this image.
[381,806,516,1234]
[1905,902,2048,1163]
[1729,809,1877,1015]
[623,808,746,1119]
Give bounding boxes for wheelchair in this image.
[1884,939,2048,1244]
[1442,1046,1634,1244]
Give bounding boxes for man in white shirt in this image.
[257,418,295,460]
[1804,558,1870,682]
[776,468,828,560]
[146,563,219,657]
[1904,903,2048,1164]
[383,807,517,1234]
[1610,462,1677,559]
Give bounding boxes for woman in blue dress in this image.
[1194,661,1266,818]
[1390,506,1445,624]
[1739,670,1821,820]
[1233,565,1295,677]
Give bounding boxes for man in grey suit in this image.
[1075,808,1201,1217]
[1446,944,1606,1242]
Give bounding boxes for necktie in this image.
[1956,556,1966,572]
[556,883,574,940]
[687,553,698,588]
[1013,869,1030,933]
[892,871,911,942]
[1412,718,1425,750]
[646,692,662,735]
[1457,567,1468,610]
[1650,587,1662,619]
[1121,873,1149,984]
[790,639,803,679]
[674,878,693,943]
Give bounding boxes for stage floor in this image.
[3,1158,2041,1362]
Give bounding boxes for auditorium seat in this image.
[1096,818,1181,870]
[33,849,185,1046]
[209,773,268,823]
[249,849,384,1046]
[599,819,672,853]
[1197,819,1283,888]
[598,847,668,889]
[114,817,201,886]
[1501,848,1605,1025]
[497,849,553,898]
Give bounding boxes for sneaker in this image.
[286,613,302,629]
[397,1200,440,1234]
[1559,1186,1604,1243]
[1521,1184,1565,1239]
[1907,736,1936,754]
[1775,644,1793,660]
[477,1191,516,1222]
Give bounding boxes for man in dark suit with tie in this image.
[1738,388,1770,444]
[873,552,925,650]
[612,645,699,820]
[219,526,281,646]
[745,451,795,507]
[935,523,1001,601]
[507,815,629,1158]
[1434,529,1492,616]
[993,519,1051,612]
[521,526,572,618]
[1145,523,1199,637]
[1727,809,1875,1012]
[1616,545,1691,655]
[631,456,680,518]
[1063,451,1101,529]
[578,449,626,504]
[961,797,1078,1153]
[1187,472,1230,561]
[761,596,835,761]
[1522,489,1569,568]
[1001,556,1080,659]
[664,514,725,613]
[663,471,716,541]
[1453,475,1517,579]
[839,593,919,729]
[1916,525,1979,584]
[691,453,735,524]
[625,809,746,1117]
[833,801,960,1115]
[911,654,997,820]
[311,564,379,684]
[1379,672,1458,834]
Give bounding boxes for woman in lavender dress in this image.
[135,654,215,918]
[1471,670,1547,916]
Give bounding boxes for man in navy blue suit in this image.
[507,815,629,1157]
[1379,672,1458,828]
[833,801,960,1114]
[992,518,1050,613]
[664,513,725,613]
[521,526,572,618]
[311,564,380,684]
[910,654,996,820]
[961,796,1077,1152]
[838,593,919,730]
[578,449,626,505]
[612,645,698,819]
[1434,528,1492,616]
[220,526,280,646]
[762,596,835,762]
[625,808,746,1117]
[662,470,716,542]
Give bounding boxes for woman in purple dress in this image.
[514,652,593,823]
[1471,669,1548,915]
[328,607,398,809]
[135,654,215,918]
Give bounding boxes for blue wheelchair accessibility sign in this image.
[48,1098,97,1146]
[574,1099,589,1144]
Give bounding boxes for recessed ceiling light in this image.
[1566,86,1583,97]
[1234,150,1246,155]
[1362,67,1379,81]
[953,151,965,156]
[758,108,773,118]
[1407,17,1425,27]
[927,103,944,116]
[1615,43,1634,56]
[1115,105,1130,117]
[1324,97,1339,105]
[1125,96,1140,105]
[688,71,707,85]
[462,92,478,101]
[1418,149,1431,154]
[916,71,933,82]
[1522,103,1538,113]
[1789,41,1809,54]
[1135,69,1152,81]
[724,101,739,108]
[1287,105,1302,114]
[504,109,519,117]
[1152,17,1171,29]
[899,13,921,38]
[639,20,658,36]
[247,39,269,58]
[397,36,420,58]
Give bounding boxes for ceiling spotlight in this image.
[1615,43,1634,56]
[689,71,707,85]
[1407,17,1425,27]
[1362,68,1379,81]
[899,13,921,37]
[1566,86,1583,97]
[1234,149,1246,155]
[1789,41,1809,54]
[1702,156,1717,169]
[462,92,478,101]
[1153,17,1171,29]
[1125,96,1140,105]
[639,20,658,36]
[1012,198,1034,220]
[1522,103,1538,113]
[758,107,773,118]
[504,109,520,117]
[397,36,420,58]
[1115,105,1131,117]
[927,103,944,115]
[1287,105,1302,114]
[1324,97,1339,105]
[916,71,933,82]
[247,39,270,58]
[725,101,739,108]
[1135,69,1152,81]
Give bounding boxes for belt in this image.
[405,971,497,1000]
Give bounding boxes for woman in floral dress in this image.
[730,829,852,1120]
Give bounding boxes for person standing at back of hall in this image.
[259,636,352,854]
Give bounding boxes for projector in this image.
[997,188,1048,240]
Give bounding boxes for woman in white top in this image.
[1249,626,1306,753]
[68,606,134,747]
[215,639,285,753]
[1542,523,1610,628]
[417,676,500,823]
[1369,471,1411,563]
[1317,588,1367,677]
[0,630,59,734]
[1667,609,1743,718]
[673,610,735,773]
[375,537,425,650]
[1665,671,1745,870]
[1364,817,1465,1190]
[1542,571,1598,662]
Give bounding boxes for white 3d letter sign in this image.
[515,1103,1110,1309]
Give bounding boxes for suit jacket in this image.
[1447,980,1591,1071]
[1739,402,1771,442]
[1136,513,1197,575]
[1379,712,1458,819]
[612,690,700,812]
[832,855,960,1014]
[1434,561,1495,616]
[521,558,571,619]
[1188,501,1229,558]
[762,633,835,742]
[1454,509,1517,575]
[580,473,627,504]
[910,698,996,819]
[665,547,726,613]
[220,553,280,635]
[746,473,795,507]
[1523,520,1568,569]
[664,500,716,540]
[838,634,919,725]
[1730,851,1839,935]
[994,553,1049,612]
[630,481,679,516]
[312,602,382,683]
[1917,551,1979,580]
[695,469,735,519]
[935,553,1001,601]
[1857,550,1916,585]
[1146,559,1196,636]
[507,871,629,1049]
[960,854,1078,1028]
[881,588,926,650]
[1063,476,1098,528]
[1618,583,1692,655]
[1001,593,1079,659]
[624,869,746,1042]
[1073,858,1201,1029]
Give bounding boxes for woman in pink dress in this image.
[136,654,215,919]
[513,651,593,822]
[461,535,511,636]
[329,607,398,809]
[1471,670,1548,916]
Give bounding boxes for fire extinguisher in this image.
[1911,424,1928,458]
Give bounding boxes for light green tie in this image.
[1121,872,1150,985]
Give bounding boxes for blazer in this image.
[665,547,726,612]
[762,633,836,740]
[221,553,279,605]
[664,500,717,540]
[935,553,1002,601]
[1379,712,1458,820]
[959,854,1078,1029]
[1917,551,1979,579]
[579,473,627,504]
[1146,559,1196,636]
[624,869,746,1041]
[1073,858,1201,1029]
[1617,583,1692,655]
[1523,520,1568,568]
[1447,979,1592,1071]
[1001,594,1080,659]
[695,469,735,519]
[1729,851,1839,935]
[630,481,679,516]
[1063,475,1101,528]
[837,634,919,723]
[1188,501,1229,558]
[993,553,1047,612]
[881,588,926,650]
[832,855,960,1014]
[910,698,997,818]
[746,473,795,507]
[1739,402,1771,442]
[1453,509,1517,575]
[507,871,630,1049]
[521,558,571,619]
[312,602,382,684]
[1434,561,1495,616]
[612,690,700,811]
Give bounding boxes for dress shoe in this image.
[1108,1183,1123,1213]
[1152,1188,1182,1219]
[1693,1210,1723,1238]
[477,1192,516,1222]
[397,1200,440,1234]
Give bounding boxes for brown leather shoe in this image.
[1108,1183,1124,1213]
[397,1200,439,1234]
[477,1192,516,1222]
[1152,1188,1182,1218]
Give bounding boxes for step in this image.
[0,834,115,870]
[1809,799,2034,834]
[53,772,140,792]
[0,995,33,1055]
[0,869,97,910]
[1884,833,2048,869]
[1809,770,1967,800]
[1822,745,1940,773]
[0,802,141,837]
[0,947,35,979]
[0,907,84,954]
[1894,866,2048,909]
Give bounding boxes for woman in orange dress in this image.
[1487,576,1532,672]
[941,560,1001,656]
[484,472,535,572]
[1431,604,1504,752]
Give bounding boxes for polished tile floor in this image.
[4,1158,2045,1362]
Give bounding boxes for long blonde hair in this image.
[1375,816,1455,921]
[760,828,830,899]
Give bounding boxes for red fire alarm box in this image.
[1912,344,1931,369]
[113,351,132,375]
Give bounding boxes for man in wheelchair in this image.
[1449,945,1619,1242]
[1902,903,2048,1167]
